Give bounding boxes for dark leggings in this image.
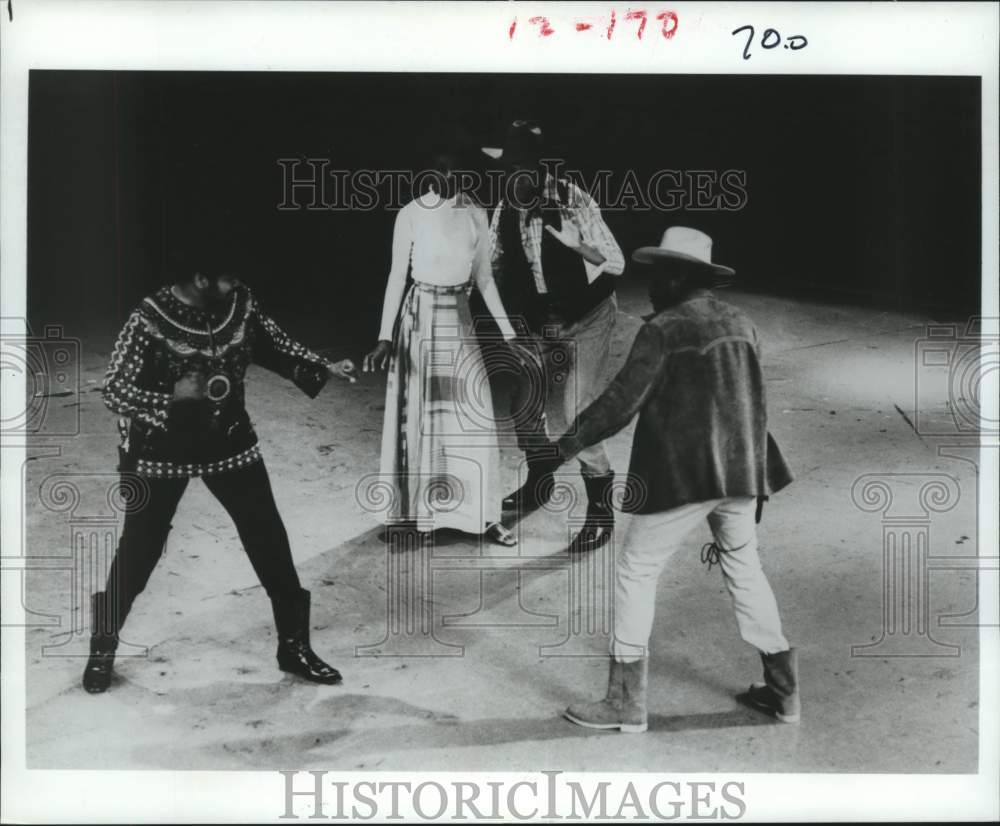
[103,461,301,632]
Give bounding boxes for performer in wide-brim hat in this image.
[554,226,801,733]
[631,225,736,284]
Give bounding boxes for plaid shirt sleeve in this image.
[488,203,503,269]
[565,182,625,275]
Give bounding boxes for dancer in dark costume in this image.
[83,258,356,693]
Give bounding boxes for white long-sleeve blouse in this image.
[376,191,517,342]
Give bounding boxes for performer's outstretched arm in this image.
[102,312,171,430]
[557,323,666,459]
[250,294,350,397]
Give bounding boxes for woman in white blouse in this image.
[363,152,527,545]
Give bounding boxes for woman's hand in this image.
[328,358,358,383]
[363,340,392,373]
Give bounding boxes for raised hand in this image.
[544,217,583,250]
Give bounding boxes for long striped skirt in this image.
[378,281,501,533]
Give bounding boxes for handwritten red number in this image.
[510,9,677,42]
[626,10,648,39]
[657,10,679,39]
[529,16,555,36]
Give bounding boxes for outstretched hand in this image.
[363,340,392,373]
[328,358,357,383]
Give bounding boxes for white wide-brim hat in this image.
[632,226,735,282]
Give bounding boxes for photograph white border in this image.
[2,2,998,822]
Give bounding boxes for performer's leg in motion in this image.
[203,462,342,685]
[707,497,799,722]
[83,477,188,693]
[503,336,557,513]
[562,298,617,552]
[564,501,710,733]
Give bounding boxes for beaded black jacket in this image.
[103,284,330,479]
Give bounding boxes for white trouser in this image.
[612,496,789,661]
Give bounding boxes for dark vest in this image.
[497,182,616,333]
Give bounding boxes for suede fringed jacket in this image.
[103,284,330,479]
[558,291,794,514]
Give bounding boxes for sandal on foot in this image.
[485,522,517,546]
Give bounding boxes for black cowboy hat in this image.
[481,119,545,165]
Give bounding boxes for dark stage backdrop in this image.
[27,71,981,347]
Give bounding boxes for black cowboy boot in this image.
[82,591,117,694]
[743,648,801,723]
[568,471,616,554]
[271,588,342,685]
[502,448,560,513]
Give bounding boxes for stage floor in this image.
[21,281,982,772]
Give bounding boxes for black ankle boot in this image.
[82,592,117,694]
[271,589,342,685]
[568,472,616,554]
[502,449,561,513]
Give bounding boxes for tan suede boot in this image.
[564,657,648,733]
[620,658,649,732]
